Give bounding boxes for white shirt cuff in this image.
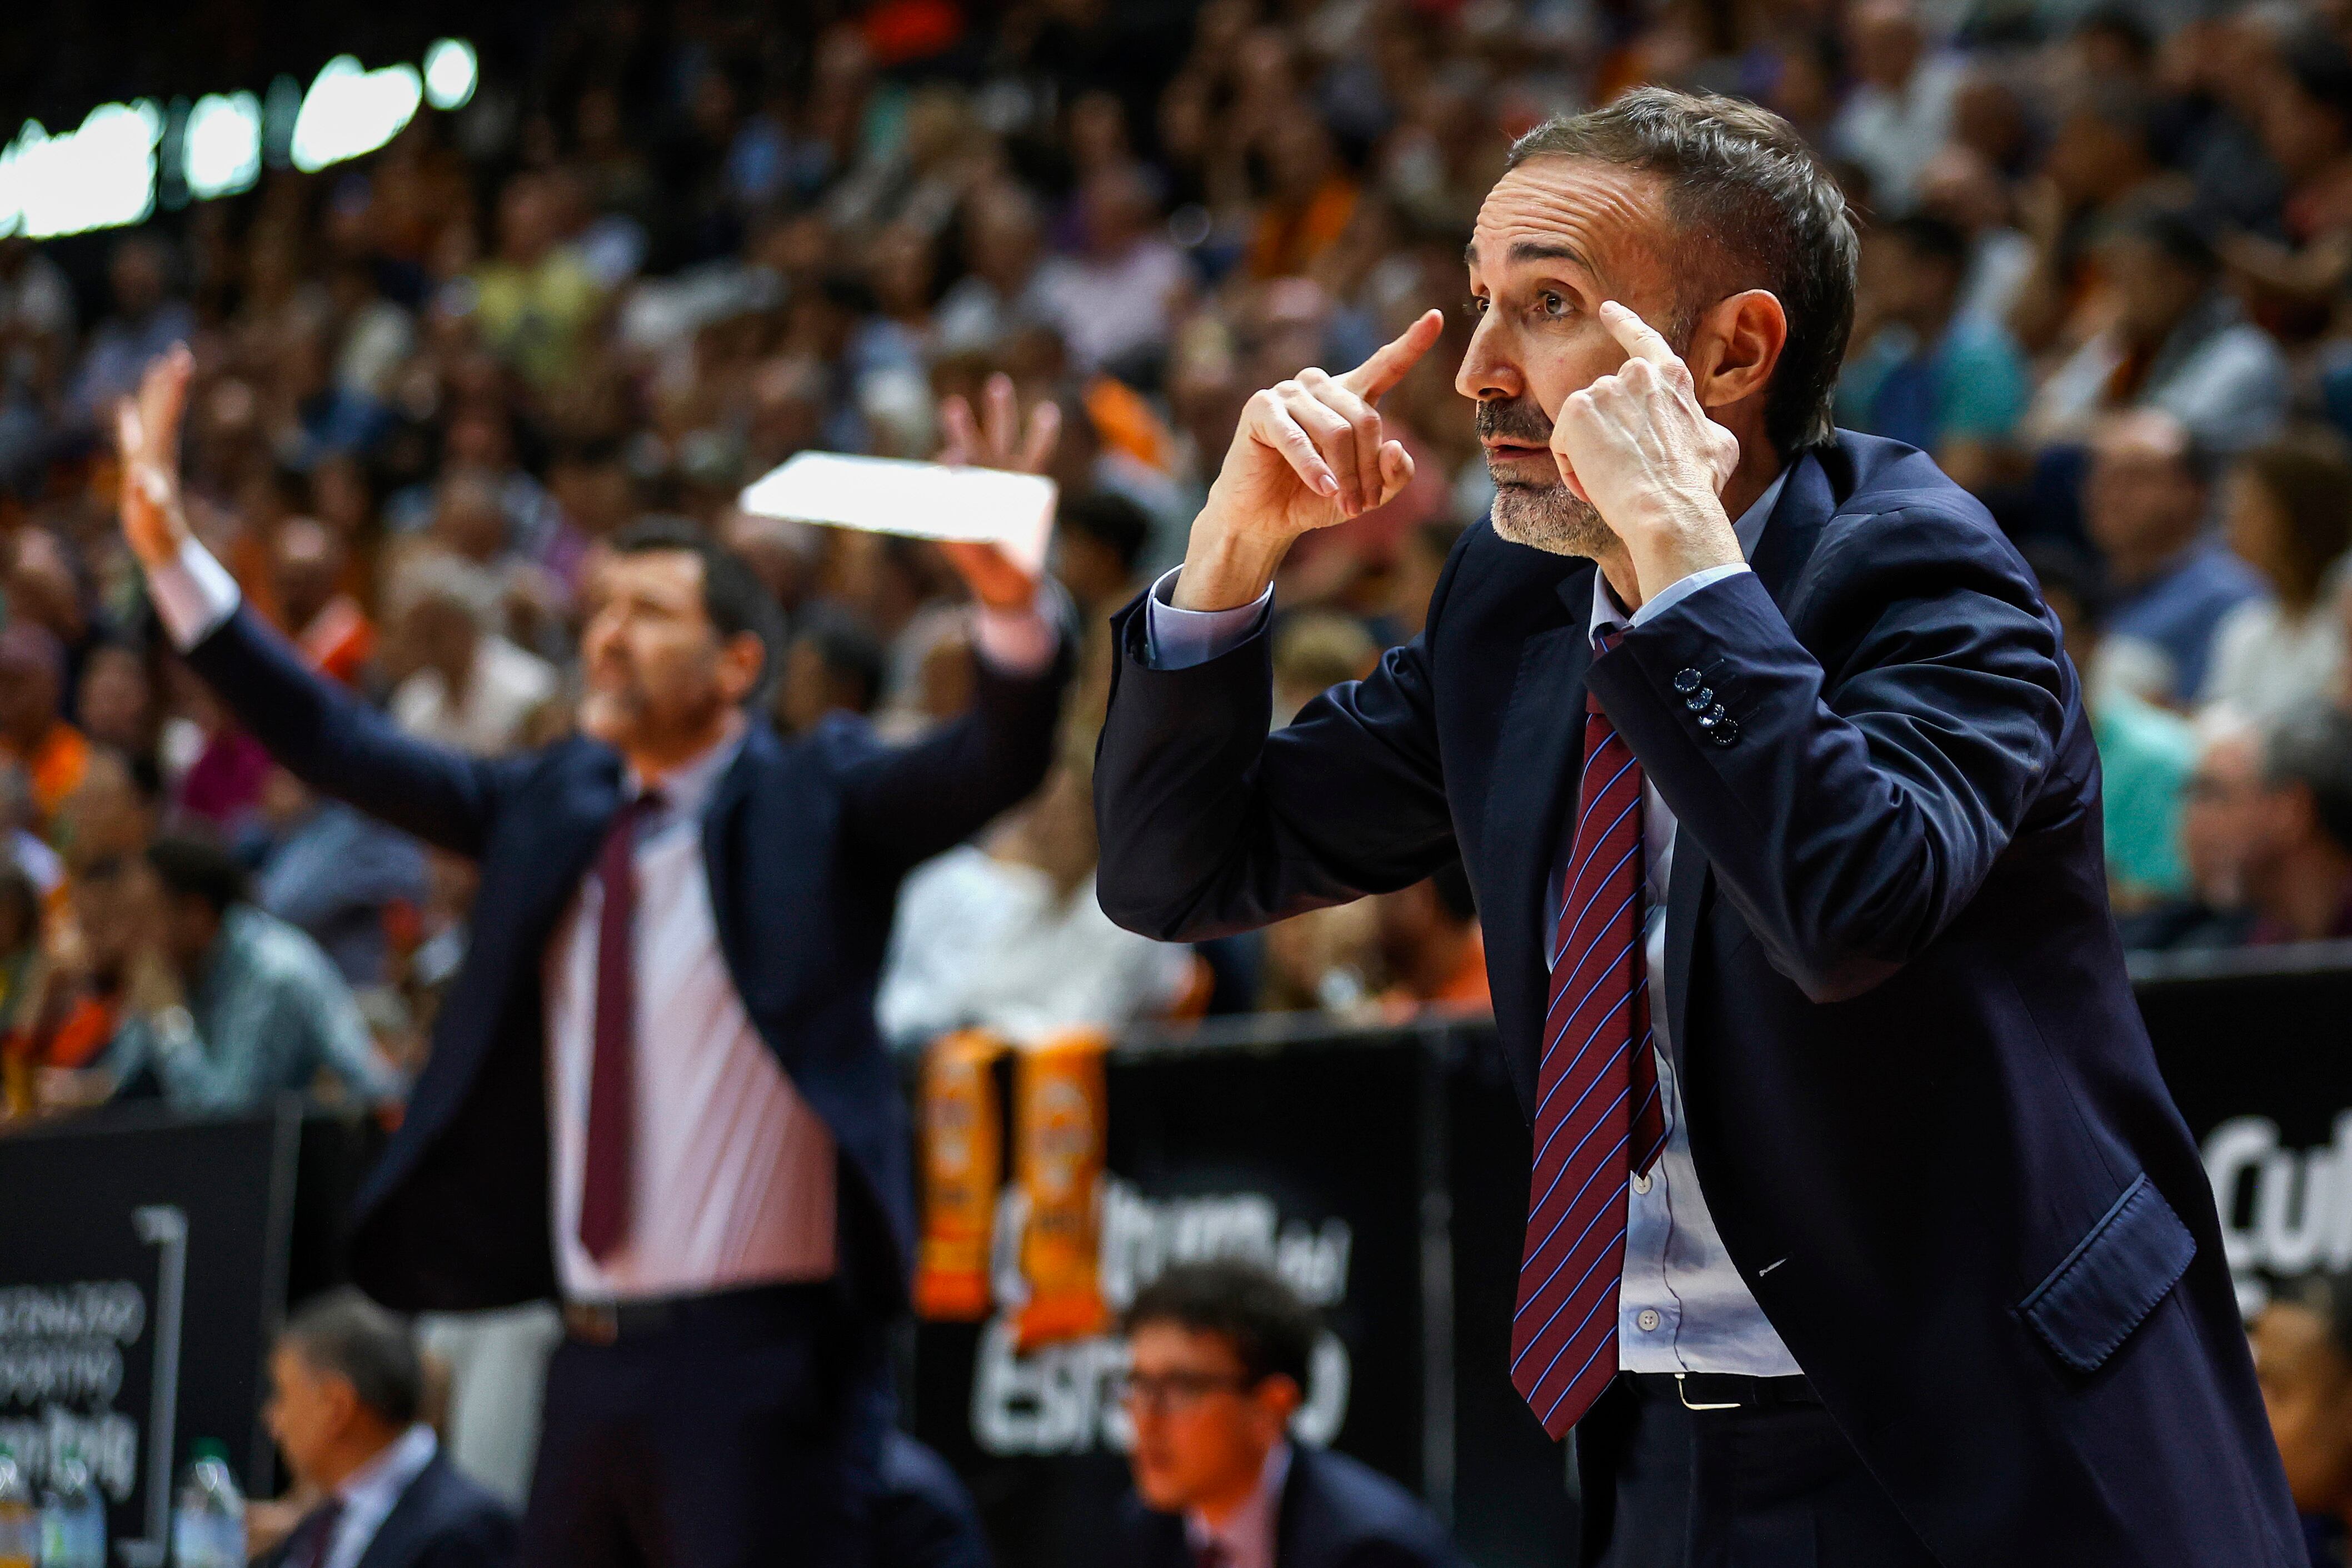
[1143,567,1273,671]
[971,578,1070,677]
[1629,562,1750,627]
[147,537,242,650]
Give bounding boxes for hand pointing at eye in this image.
[1550,301,1745,605]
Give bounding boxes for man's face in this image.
[262,1345,347,1491]
[2253,1303,2352,1514]
[578,549,754,751]
[1123,1324,1295,1515]
[2103,237,2204,346]
[1459,158,1682,559]
[2084,418,2201,565]
[2181,732,2267,905]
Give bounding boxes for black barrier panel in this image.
[0,1102,297,1564]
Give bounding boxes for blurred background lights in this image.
[423,39,478,112]
[183,92,262,200]
[0,99,163,240]
[291,56,423,173]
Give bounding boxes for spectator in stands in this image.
[2254,1270,2352,1566]
[2033,546,2198,910]
[65,235,193,426]
[2239,703,2352,943]
[259,1289,518,1568]
[1034,165,1190,379]
[273,517,376,687]
[2204,430,2352,721]
[1109,1260,1457,1568]
[248,767,430,988]
[94,836,401,1113]
[1053,491,1155,626]
[76,642,157,761]
[1837,213,2028,487]
[1828,0,1961,212]
[1374,861,1490,1019]
[877,755,1194,1047]
[778,604,887,735]
[2080,409,2261,706]
[1270,614,1379,731]
[2121,710,2269,949]
[0,763,61,902]
[0,623,88,826]
[0,865,42,1115]
[384,561,561,757]
[2027,206,2290,456]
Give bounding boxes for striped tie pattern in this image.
[1510,662,1669,1439]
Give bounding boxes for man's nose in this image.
[1454,314,1521,403]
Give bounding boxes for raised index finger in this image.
[1336,308,1445,406]
[1599,299,1682,368]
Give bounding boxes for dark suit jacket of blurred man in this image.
[1093,432,2301,1567]
[1109,1444,1459,1568]
[254,1453,517,1568]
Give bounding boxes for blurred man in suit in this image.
[117,352,1068,1568]
[1108,1261,1457,1568]
[260,1290,517,1568]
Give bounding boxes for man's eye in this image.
[1464,296,1488,317]
[1539,292,1570,319]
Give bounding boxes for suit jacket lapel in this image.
[351,1456,441,1568]
[1482,566,1597,1108]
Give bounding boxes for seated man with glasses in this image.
[1110,1260,1458,1568]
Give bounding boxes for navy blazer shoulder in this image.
[1108,1445,1457,1568]
[256,1455,517,1568]
[182,603,1067,1316]
[1092,432,2301,1568]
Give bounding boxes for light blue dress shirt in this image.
[1143,474,1802,1374]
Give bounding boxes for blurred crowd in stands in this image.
[3,0,2352,1126]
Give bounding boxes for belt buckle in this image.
[566,1302,621,1345]
[1674,1372,1743,1412]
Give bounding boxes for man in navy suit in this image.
[1092,88,2301,1566]
[258,1290,516,1568]
[116,357,1069,1568]
[1108,1261,1458,1568]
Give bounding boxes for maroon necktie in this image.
[1510,637,1669,1439]
[291,1497,343,1568]
[578,790,663,1262]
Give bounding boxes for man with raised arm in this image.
[117,350,1069,1568]
[1093,87,2298,1567]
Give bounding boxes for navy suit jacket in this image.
[256,1455,517,1568]
[1093,433,2300,1567]
[184,606,1066,1314]
[1109,1445,1459,1568]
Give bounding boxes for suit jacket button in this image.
[1684,686,1714,712]
[1672,667,1702,694]
[1696,703,1726,730]
[1710,717,1741,747]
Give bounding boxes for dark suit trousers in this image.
[521,1284,888,1568]
[1581,1377,1941,1568]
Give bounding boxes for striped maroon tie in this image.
[578,790,663,1262]
[1510,656,1668,1439]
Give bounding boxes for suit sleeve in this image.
[1585,506,2067,1003]
[835,636,1072,877]
[1091,540,1468,943]
[182,607,514,858]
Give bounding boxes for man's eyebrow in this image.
[1509,239,1590,268]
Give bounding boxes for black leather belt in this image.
[561,1280,832,1345]
[1626,1371,1821,1410]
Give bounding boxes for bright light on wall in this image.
[0,40,468,241]
[0,100,162,239]
[423,39,478,112]
[291,56,423,173]
[184,92,262,200]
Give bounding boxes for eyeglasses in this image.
[1120,1369,1256,1415]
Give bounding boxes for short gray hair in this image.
[1506,87,1857,454]
[278,1289,422,1427]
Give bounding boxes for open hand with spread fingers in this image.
[933,371,1062,613]
[116,343,197,572]
[1549,300,1745,603]
[1176,308,1447,610]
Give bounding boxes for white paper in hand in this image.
[737,452,1057,576]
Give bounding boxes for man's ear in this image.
[1687,289,1789,413]
[1256,1373,1303,1430]
[717,630,768,706]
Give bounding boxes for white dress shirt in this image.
[147,536,1063,1306]
[1145,473,1800,1375]
[1184,1442,1290,1568]
[323,1423,438,1568]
